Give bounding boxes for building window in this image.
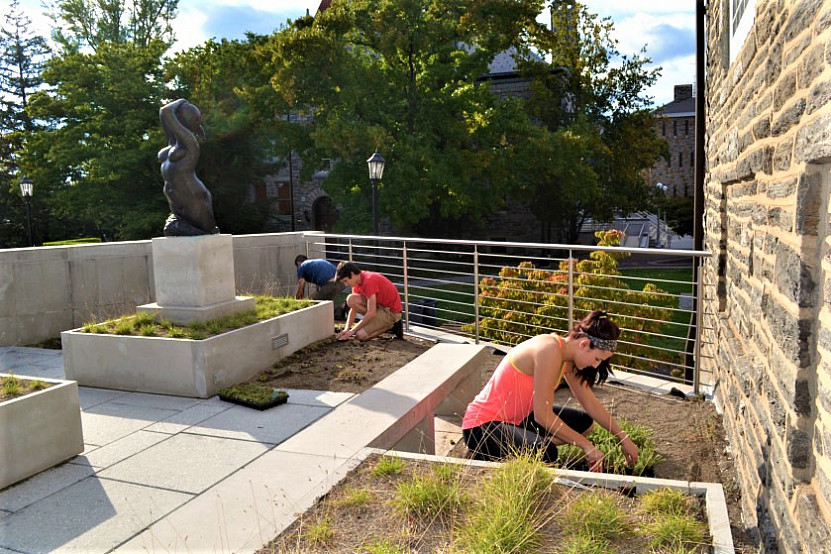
[662,122,666,136]
[679,152,683,167]
[277,182,292,215]
[673,120,677,136]
[730,0,757,64]
[685,120,689,135]
[690,150,694,166]
[266,181,278,198]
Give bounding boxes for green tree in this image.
[516,1,667,242]
[0,0,50,246]
[266,0,546,236]
[19,0,178,241]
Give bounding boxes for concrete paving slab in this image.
[0,463,95,512]
[80,401,180,446]
[115,450,364,554]
[69,430,172,470]
[97,433,270,494]
[280,388,354,408]
[0,478,191,554]
[105,390,205,411]
[144,397,234,434]
[78,387,130,410]
[186,402,332,444]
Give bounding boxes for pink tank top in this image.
[462,336,566,430]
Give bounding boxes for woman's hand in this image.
[620,435,639,467]
[584,445,604,473]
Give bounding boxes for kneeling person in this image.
[335,262,402,341]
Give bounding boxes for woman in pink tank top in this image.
[461,310,638,473]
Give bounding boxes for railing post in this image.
[403,242,409,330]
[693,257,703,395]
[348,239,353,261]
[568,248,574,330]
[474,245,480,345]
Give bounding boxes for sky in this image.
[11,0,696,107]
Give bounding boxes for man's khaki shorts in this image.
[360,306,401,336]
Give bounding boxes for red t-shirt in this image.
[353,271,402,313]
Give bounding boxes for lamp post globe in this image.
[366,150,385,235]
[19,177,34,247]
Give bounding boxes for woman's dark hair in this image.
[335,261,362,280]
[567,310,620,387]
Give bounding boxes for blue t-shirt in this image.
[297,259,337,287]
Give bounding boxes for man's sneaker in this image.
[392,319,403,339]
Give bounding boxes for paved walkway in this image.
[0,346,357,554]
[0,341,700,554]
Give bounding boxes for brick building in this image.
[647,84,696,198]
[702,0,831,550]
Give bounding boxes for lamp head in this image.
[19,177,33,197]
[367,150,385,181]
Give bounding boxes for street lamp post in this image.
[19,177,34,247]
[655,182,667,248]
[367,150,385,236]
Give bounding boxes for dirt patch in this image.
[245,335,753,552]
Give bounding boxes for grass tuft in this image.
[644,512,707,550]
[561,490,629,542]
[393,463,466,523]
[80,296,314,340]
[372,456,405,477]
[455,454,552,553]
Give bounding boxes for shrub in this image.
[464,229,676,370]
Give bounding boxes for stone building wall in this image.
[702,0,831,551]
[650,115,696,198]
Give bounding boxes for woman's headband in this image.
[587,334,617,352]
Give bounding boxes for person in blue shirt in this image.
[294,255,344,301]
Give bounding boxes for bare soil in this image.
[247,334,755,552]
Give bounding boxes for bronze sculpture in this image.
[158,99,220,236]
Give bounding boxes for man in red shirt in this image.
[335,261,403,341]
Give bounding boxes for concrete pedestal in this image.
[137,234,254,324]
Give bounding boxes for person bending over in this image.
[335,261,403,341]
[462,310,638,473]
[294,255,344,301]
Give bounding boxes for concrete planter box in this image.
[61,301,333,398]
[0,376,84,490]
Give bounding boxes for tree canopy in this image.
[2,0,670,245]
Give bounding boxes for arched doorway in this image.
[312,196,338,232]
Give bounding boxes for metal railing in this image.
[309,233,712,394]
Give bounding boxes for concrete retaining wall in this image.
[0,232,328,347]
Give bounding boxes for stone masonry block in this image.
[785,0,823,39]
[795,170,822,235]
[766,176,797,198]
[807,78,831,114]
[795,113,831,163]
[796,490,831,550]
[771,98,806,136]
[798,42,825,89]
[793,377,812,417]
[774,241,818,307]
[773,70,797,112]
[762,293,814,365]
[787,425,812,469]
[773,138,794,171]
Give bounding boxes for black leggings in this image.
[462,407,593,464]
